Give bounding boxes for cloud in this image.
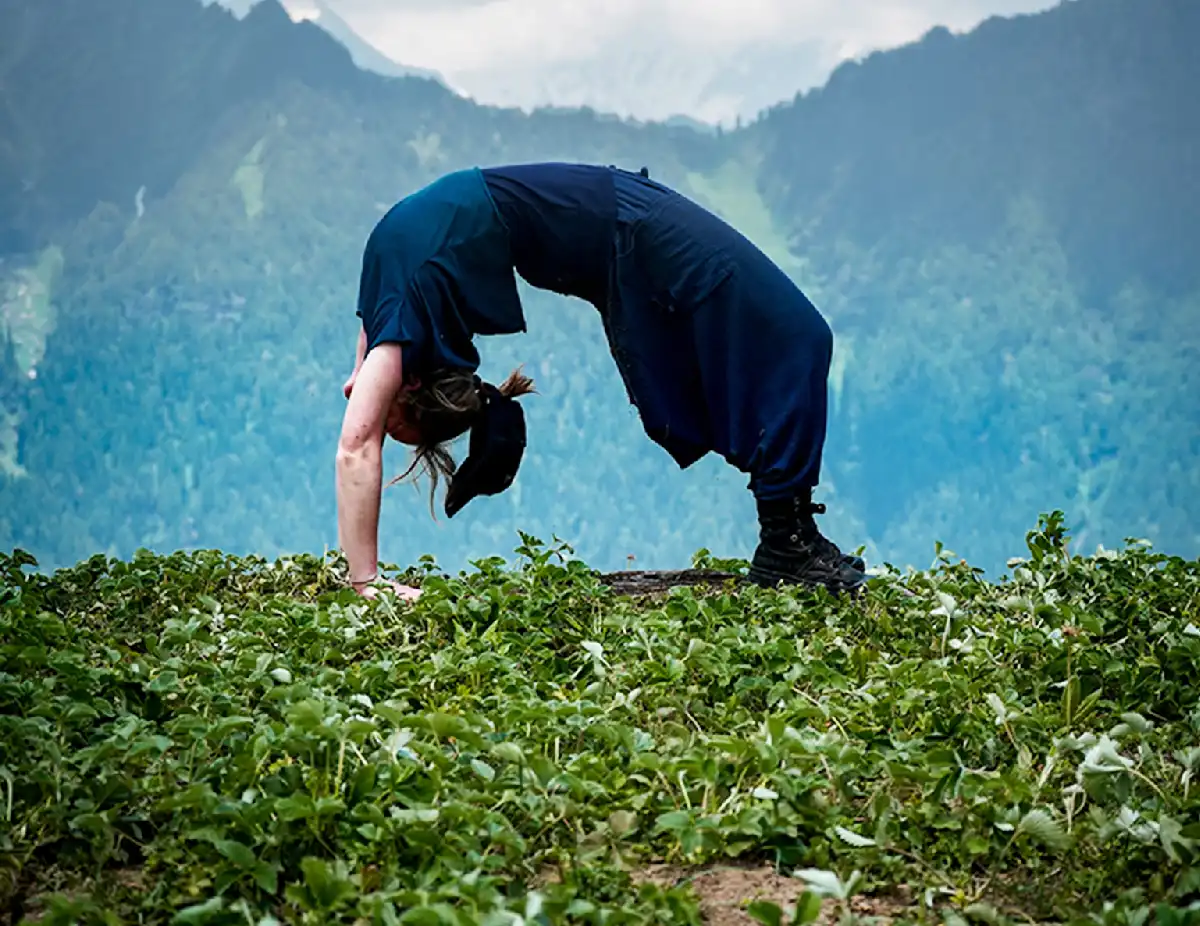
[312,0,1061,122]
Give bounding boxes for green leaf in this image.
[965,835,991,855]
[1118,711,1153,733]
[1061,675,1080,725]
[348,764,378,803]
[964,902,1004,925]
[1159,816,1199,865]
[65,702,100,722]
[275,794,316,821]
[148,671,180,693]
[214,838,257,869]
[746,900,783,926]
[833,825,876,848]
[608,809,637,835]
[171,897,225,925]
[793,868,850,900]
[300,856,356,910]
[491,741,525,764]
[398,908,443,926]
[252,862,279,894]
[654,810,693,833]
[793,891,823,925]
[1080,736,1134,774]
[374,701,410,726]
[469,758,496,781]
[286,700,327,731]
[1173,867,1200,899]
[390,807,439,825]
[1016,808,1070,852]
[985,693,1011,725]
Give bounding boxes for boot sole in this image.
[747,563,866,596]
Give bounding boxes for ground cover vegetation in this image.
[2,514,1198,924]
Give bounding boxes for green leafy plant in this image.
[2,515,1199,924]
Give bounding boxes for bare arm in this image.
[336,341,404,590]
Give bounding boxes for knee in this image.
[808,307,833,365]
[790,287,833,360]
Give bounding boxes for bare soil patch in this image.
[532,862,915,926]
[633,863,914,926]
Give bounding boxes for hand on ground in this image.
[357,580,422,602]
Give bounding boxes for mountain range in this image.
[1,0,1196,578]
[208,0,449,86]
[210,0,1064,126]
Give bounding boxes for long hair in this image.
[389,365,536,515]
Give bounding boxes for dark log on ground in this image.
[592,569,910,599]
[594,569,746,596]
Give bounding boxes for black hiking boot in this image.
[843,550,867,572]
[747,493,867,595]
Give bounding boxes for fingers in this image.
[390,583,422,601]
[353,581,422,602]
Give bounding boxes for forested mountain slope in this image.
[0,0,1196,577]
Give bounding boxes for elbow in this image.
[336,432,382,468]
[337,409,386,460]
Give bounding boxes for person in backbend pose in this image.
[337,163,866,600]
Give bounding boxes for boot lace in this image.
[801,501,846,561]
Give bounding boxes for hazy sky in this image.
[281,0,1062,123]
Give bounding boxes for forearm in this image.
[336,443,383,583]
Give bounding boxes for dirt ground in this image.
[631,863,913,926]
[9,862,918,926]
[533,861,915,926]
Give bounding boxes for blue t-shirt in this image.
[481,163,616,310]
[356,167,526,376]
[357,163,618,379]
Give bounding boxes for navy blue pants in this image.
[606,168,834,502]
[481,163,835,502]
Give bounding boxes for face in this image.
[385,395,423,446]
